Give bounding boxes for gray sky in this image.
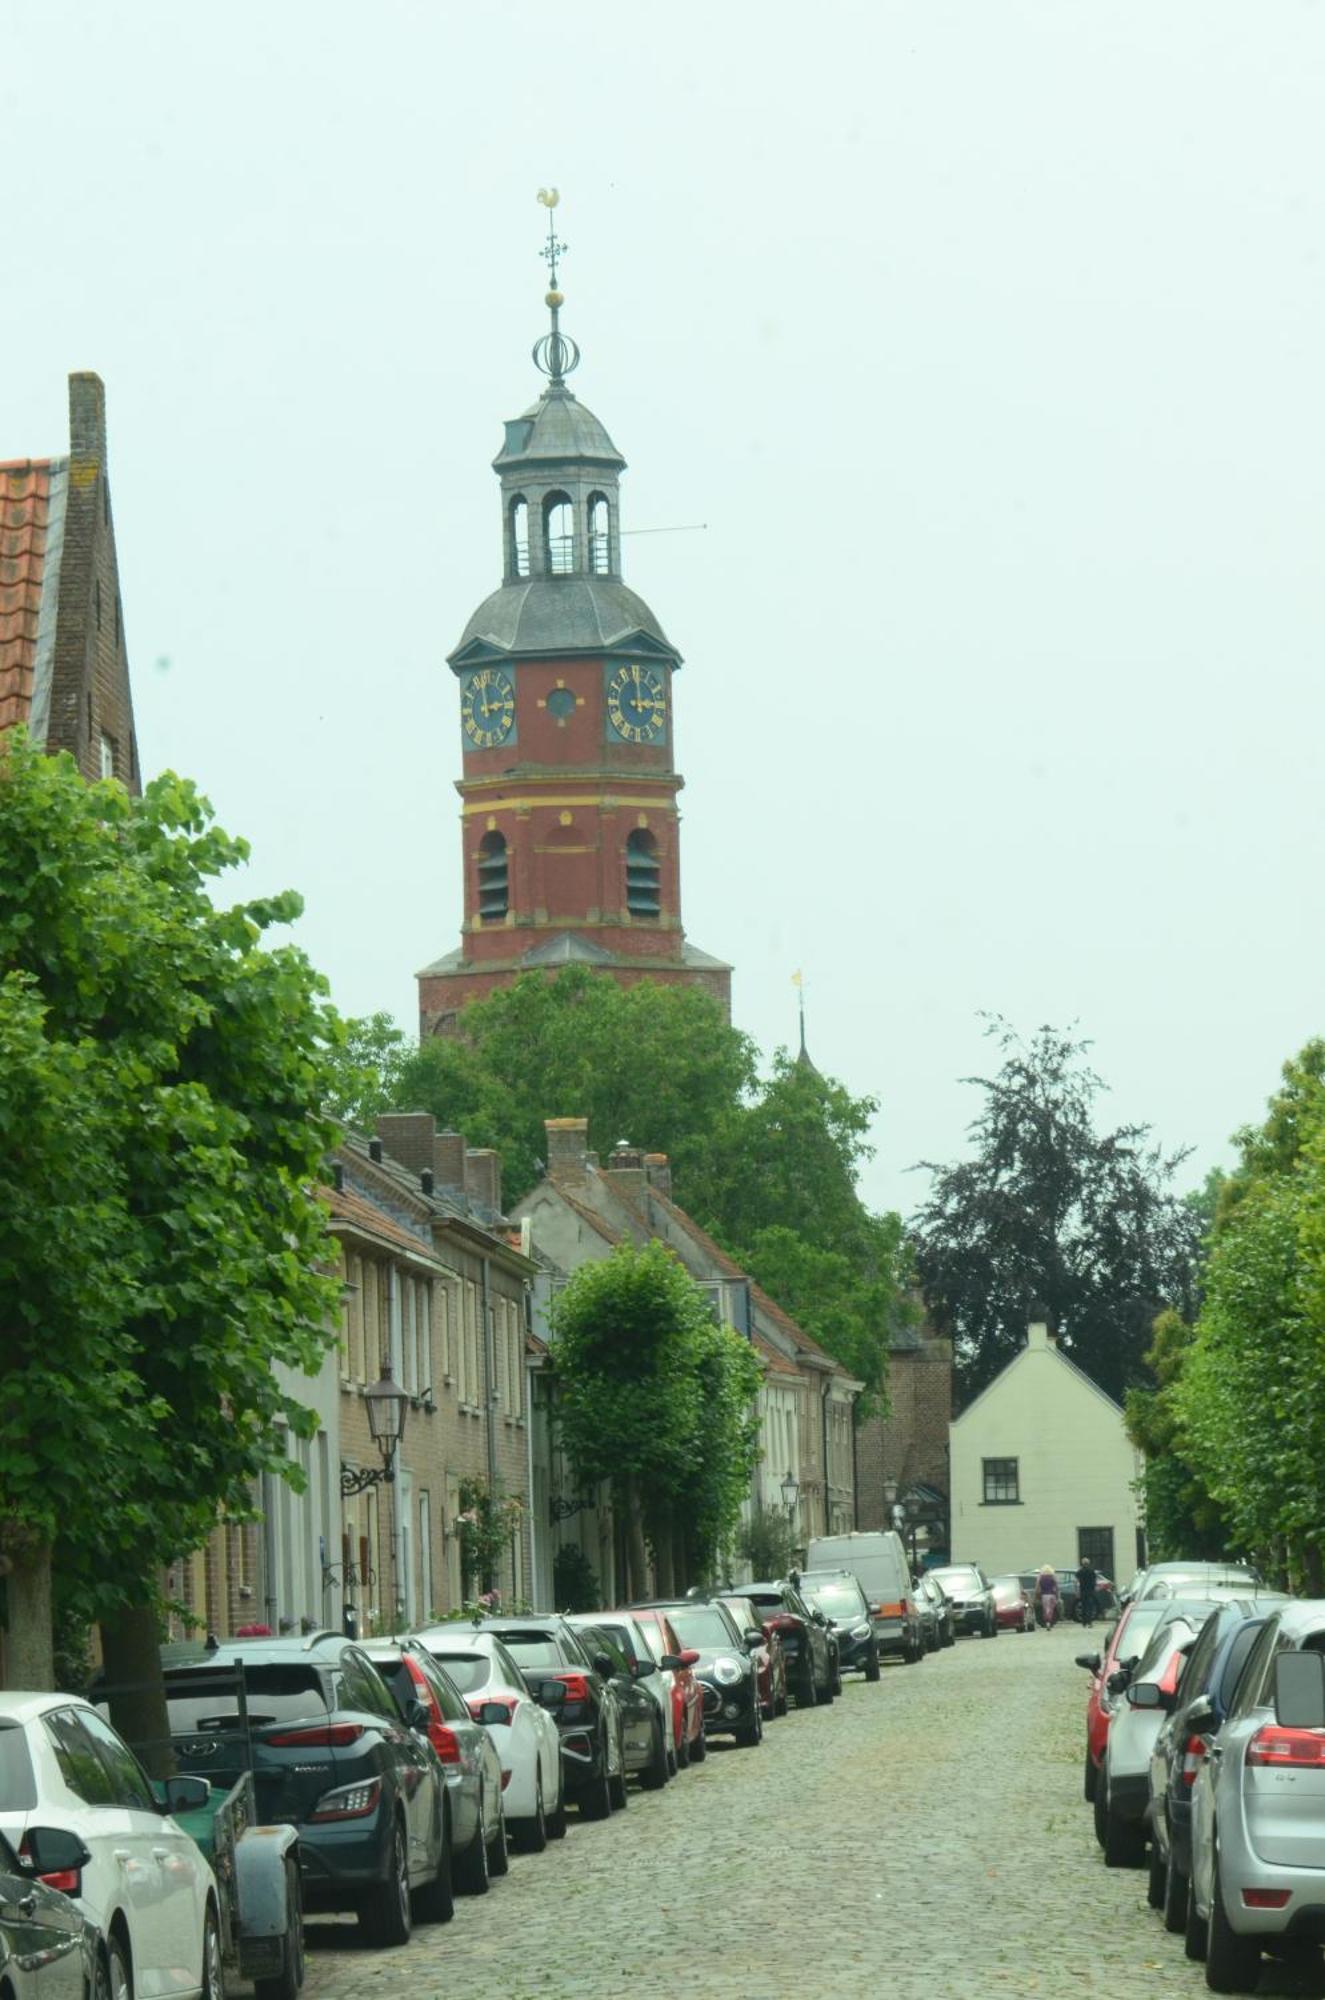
[6,2,1323,1215]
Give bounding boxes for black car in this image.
[914,1571,956,1649]
[637,1599,765,1747]
[1145,1603,1275,1934]
[568,1620,672,1791]
[162,1631,449,1945]
[797,1570,881,1681]
[736,1580,838,1706]
[471,1616,625,1819]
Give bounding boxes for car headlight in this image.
[712,1656,743,1685]
[851,1623,871,1640]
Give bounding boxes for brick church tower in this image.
[417,197,731,1035]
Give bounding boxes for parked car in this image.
[928,1564,997,1639]
[990,1575,1036,1634]
[1095,1607,1209,1866]
[1121,1559,1260,1608]
[159,1632,448,1944]
[807,1531,922,1662]
[797,1570,882,1680]
[0,1691,221,1997]
[913,1571,955,1650]
[1055,1568,1117,1624]
[627,1608,707,1763]
[713,1594,787,1718]
[1145,1602,1278,1935]
[468,1616,625,1819]
[565,1616,672,1790]
[411,1627,566,1850]
[738,1580,838,1707]
[1187,1599,1325,1991]
[0,1820,105,2000]
[362,1637,508,1892]
[635,1599,765,1747]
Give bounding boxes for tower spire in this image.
[533,188,580,388]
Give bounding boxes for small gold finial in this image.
[537,187,560,209]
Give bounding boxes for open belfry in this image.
[417,193,731,1034]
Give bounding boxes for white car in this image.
[0,1692,220,2000]
[413,1630,564,1852]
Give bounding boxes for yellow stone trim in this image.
[461,793,676,817]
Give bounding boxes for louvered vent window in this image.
[478,832,509,921]
[625,830,660,916]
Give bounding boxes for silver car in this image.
[1188,1598,1325,1991]
[1097,1606,1206,1866]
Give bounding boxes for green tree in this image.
[1123,1310,1230,1561]
[0,732,342,1699]
[549,1241,761,1595]
[913,1020,1203,1405]
[323,1010,409,1128]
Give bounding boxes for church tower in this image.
[418,196,731,1034]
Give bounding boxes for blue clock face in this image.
[461,668,516,749]
[606,662,666,744]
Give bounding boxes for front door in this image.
[1076,1527,1115,1578]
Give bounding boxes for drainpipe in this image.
[523,1283,537,1607]
[260,1470,280,1634]
[820,1378,832,1537]
[481,1254,499,1496]
[850,1401,859,1530]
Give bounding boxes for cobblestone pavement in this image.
[296,1622,1325,1999]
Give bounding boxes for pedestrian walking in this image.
[1075,1556,1098,1626]
[1036,1563,1059,1629]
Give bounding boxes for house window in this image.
[625,830,661,916]
[982,1457,1019,1504]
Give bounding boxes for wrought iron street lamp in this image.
[780,1469,800,1517]
[341,1362,410,1496]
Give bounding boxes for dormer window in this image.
[544,493,574,575]
[477,831,509,921]
[588,493,611,575]
[509,497,530,578]
[625,829,661,916]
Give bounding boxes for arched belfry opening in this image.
[588,493,612,575]
[544,492,574,575]
[477,831,509,921]
[625,828,661,916]
[508,497,529,579]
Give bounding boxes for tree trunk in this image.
[3,1537,53,1689]
[100,1605,176,1779]
[1306,1543,1324,1595]
[621,1482,648,1602]
[653,1507,675,1598]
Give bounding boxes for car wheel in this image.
[488,1802,509,1878]
[360,1816,412,1945]
[413,1801,455,1922]
[798,1665,817,1709]
[609,1727,629,1810]
[199,1904,223,2000]
[454,1793,491,1896]
[641,1717,669,1788]
[690,1724,708,1762]
[776,1677,789,1716]
[1084,1749,1097,1803]
[1163,1853,1190,1936]
[1205,1837,1261,1992]
[515,1776,547,1854]
[1185,1868,1208,1961]
[677,1722,690,1767]
[103,1936,132,2000]
[865,1646,881,1684]
[547,1773,568,1839]
[255,1857,306,1996]
[735,1701,763,1749]
[1103,1774,1146,1868]
[1147,1841,1167,1908]
[1092,1765,1108,1849]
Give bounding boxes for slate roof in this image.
[0,456,67,741]
[493,386,625,470]
[451,575,675,665]
[416,933,732,980]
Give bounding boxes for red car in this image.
[718,1593,789,1720]
[990,1574,1035,1633]
[625,1608,707,1766]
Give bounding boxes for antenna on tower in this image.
[533,188,580,386]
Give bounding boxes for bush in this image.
[553,1543,600,1612]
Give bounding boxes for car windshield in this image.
[634,1620,667,1665]
[666,1606,738,1651]
[0,1722,37,1810]
[991,1578,1022,1600]
[932,1568,981,1591]
[495,1632,568,1669]
[426,1653,491,1694]
[803,1582,866,1618]
[164,1664,328,1731]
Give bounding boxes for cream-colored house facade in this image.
[949,1320,1144,1583]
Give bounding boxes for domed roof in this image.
[494,386,624,470]
[450,576,677,664]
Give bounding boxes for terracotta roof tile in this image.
[0,459,53,734]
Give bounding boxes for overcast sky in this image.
[6,2,1323,1215]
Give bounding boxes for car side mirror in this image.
[532,1679,566,1710]
[474,1700,513,1728]
[404,1698,431,1734]
[1075,1652,1101,1673]
[592,1653,616,1681]
[658,1654,684,1671]
[1125,1681,1166,1710]
[1275,1652,1325,1729]
[20,1827,92,1879]
[744,1630,764,1650]
[1107,1667,1133,1696]
[632,1657,657,1678]
[161,1774,210,1813]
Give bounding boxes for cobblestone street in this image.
[292,1622,1325,1999]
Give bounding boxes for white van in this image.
[804,1530,922,1663]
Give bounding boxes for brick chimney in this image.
[375,1111,436,1176]
[644,1153,672,1198]
[433,1130,467,1195]
[605,1139,646,1196]
[544,1117,590,1185]
[465,1147,502,1219]
[68,371,107,470]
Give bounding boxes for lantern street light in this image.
[341,1362,410,1496]
[780,1469,800,1517]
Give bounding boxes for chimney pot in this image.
[368,1138,383,1164]
[465,1147,502,1220]
[544,1116,589,1184]
[420,1167,434,1195]
[433,1130,467,1192]
[332,1161,344,1192]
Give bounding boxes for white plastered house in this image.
[948,1318,1144,1583]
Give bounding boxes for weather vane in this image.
[533,188,580,386]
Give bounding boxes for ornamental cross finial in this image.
[533,188,580,384]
